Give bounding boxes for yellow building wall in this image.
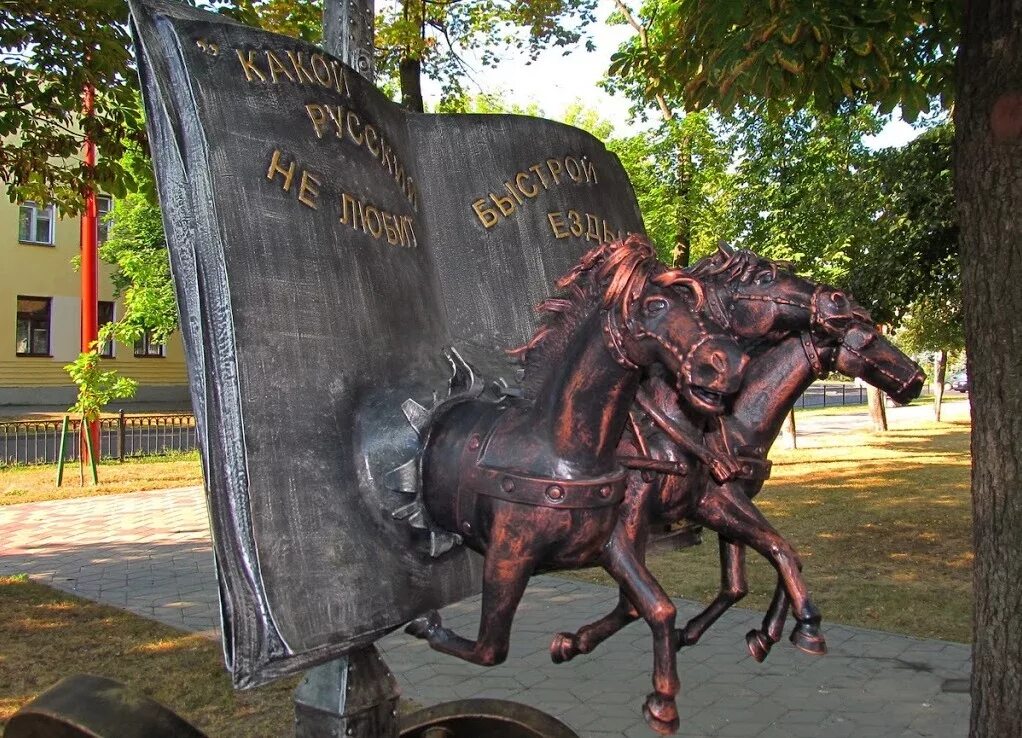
[0,196,189,404]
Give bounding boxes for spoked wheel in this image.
[3,674,206,738]
[399,698,579,738]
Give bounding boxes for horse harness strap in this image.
[800,330,826,378]
[473,466,628,509]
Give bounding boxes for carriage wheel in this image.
[399,698,579,738]
[3,674,206,738]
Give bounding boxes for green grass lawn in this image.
[0,452,203,505]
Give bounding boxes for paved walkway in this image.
[1,480,970,737]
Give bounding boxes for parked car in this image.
[951,373,969,392]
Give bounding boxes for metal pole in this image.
[323,0,375,80]
[80,82,100,463]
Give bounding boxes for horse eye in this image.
[644,297,669,316]
[755,271,774,285]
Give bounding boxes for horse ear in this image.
[717,240,735,257]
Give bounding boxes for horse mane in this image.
[509,234,703,399]
[688,243,795,285]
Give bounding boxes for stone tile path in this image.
[1,486,971,737]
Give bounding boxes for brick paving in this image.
[0,482,970,737]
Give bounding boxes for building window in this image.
[134,330,165,358]
[96,195,113,243]
[16,296,51,356]
[18,202,55,245]
[98,301,115,358]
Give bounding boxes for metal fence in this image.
[0,413,198,467]
[794,381,932,410]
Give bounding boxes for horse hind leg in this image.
[406,530,537,667]
[745,578,789,662]
[550,587,639,663]
[676,535,748,649]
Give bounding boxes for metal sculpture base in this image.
[294,647,400,738]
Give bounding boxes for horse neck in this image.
[529,311,639,473]
[725,335,825,448]
[704,279,812,348]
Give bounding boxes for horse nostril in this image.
[710,351,727,373]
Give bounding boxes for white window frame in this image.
[98,300,116,358]
[18,201,56,245]
[96,194,113,244]
[134,330,166,358]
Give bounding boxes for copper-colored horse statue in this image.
[549,245,925,671]
[403,236,748,734]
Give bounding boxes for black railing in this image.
[793,381,932,410]
[0,412,198,467]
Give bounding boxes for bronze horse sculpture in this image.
[548,245,925,671]
[401,236,748,734]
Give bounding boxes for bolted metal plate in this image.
[129,0,645,689]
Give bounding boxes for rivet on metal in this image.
[468,435,481,451]
[599,485,612,498]
[501,477,515,493]
[546,485,564,501]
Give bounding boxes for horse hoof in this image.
[550,632,578,664]
[745,629,773,662]
[790,623,827,656]
[405,609,441,640]
[642,693,680,735]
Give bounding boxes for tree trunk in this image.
[671,129,693,268]
[957,2,1022,736]
[781,409,797,449]
[866,385,888,431]
[399,57,424,113]
[933,349,947,422]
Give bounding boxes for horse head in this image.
[830,323,926,405]
[593,236,749,416]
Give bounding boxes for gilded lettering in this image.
[363,205,383,238]
[568,210,583,237]
[490,192,516,217]
[565,156,584,182]
[297,170,321,209]
[328,60,351,96]
[346,111,364,144]
[264,50,295,83]
[401,217,418,248]
[547,211,570,239]
[472,199,500,229]
[310,54,333,88]
[339,193,361,228]
[325,105,346,138]
[235,49,267,82]
[305,104,329,139]
[529,164,550,190]
[515,171,539,198]
[285,50,317,84]
[266,149,296,191]
[582,157,598,183]
[364,125,381,156]
[382,212,400,245]
[503,182,524,206]
[546,158,564,184]
[585,213,601,242]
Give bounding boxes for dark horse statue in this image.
[402,236,748,734]
[548,244,925,674]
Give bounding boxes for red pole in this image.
[80,82,100,462]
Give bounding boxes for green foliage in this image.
[0,0,145,213]
[65,342,138,423]
[99,175,177,345]
[374,0,598,105]
[435,91,543,116]
[893,295,964,357]
[846,124,958,326]
[607,0,958,120]
[218,0,324,44]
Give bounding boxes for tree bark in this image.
[866,385,888,432]
[672,129,693,268]
[933,349,947,422]
[781,409,797,449]
[957,2,1022,736]
[399,57,424,113]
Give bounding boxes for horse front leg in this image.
[676,535,748,648]
[406,526,537,667]
[687,483,826,658]
[599,528,680,735]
